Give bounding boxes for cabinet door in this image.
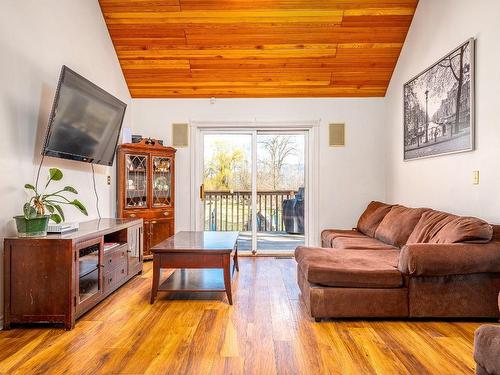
[152,156,173,207]
[127,225,143,274]
[75,237,103,317]
[150,219,174,249]
[125,154,149,209]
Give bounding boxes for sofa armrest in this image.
[474,325,500,373]
[398,242,500,277]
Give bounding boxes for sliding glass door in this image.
[202,132,253,251]
[256,132,305,252]
[200,129,306,254]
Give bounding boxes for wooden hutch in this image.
[117,138,176,259]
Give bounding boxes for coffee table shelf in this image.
[159,269,225,292]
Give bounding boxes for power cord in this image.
[91,163,101,220]
[35,154,102,220]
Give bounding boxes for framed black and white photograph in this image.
[403,38,475,160]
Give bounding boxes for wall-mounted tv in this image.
[43,66,127,166]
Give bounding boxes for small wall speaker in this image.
[172,123,189,147]
[329,123,345,147]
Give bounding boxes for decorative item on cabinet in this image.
[14,167,88,237]
[117,138,176,260]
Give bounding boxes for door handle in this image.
[199,184,205,201]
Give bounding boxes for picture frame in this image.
[403,38,475,161]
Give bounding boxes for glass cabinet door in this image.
[78,242,101,304]
[152,156,172,207]
[127,225,142,270]
[125,154,148,208]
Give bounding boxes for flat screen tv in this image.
[43,66,127,166]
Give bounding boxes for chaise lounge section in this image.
[296,201,500,320]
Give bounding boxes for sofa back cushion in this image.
[356,201,393,237]
[375,206,428,247]
[430,216,493,243]
[407,210,457,244]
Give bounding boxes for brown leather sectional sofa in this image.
[295,201,500,320]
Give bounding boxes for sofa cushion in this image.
[430,216,493,244]
[375,206,428,247]
[321,229,365,247]
[356,201,393,237]
[295,246,403,288]
[398,242,500,276]
[407,210,457,244]
[474,325,500,375]
[332,236,398,251]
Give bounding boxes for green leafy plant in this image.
[23,168,88,223]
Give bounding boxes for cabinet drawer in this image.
[103,244,128,274]
[122,210,173,219]
[123,212,145,219]
[104,265,127,292]
[158,209,173,218]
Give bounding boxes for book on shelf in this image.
[104,242,121,251]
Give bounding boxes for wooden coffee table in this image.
[150,231,239,305]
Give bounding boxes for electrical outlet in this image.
[107,176,111,185]
[472,170,479,185]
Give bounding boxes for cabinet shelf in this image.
[126,192,147,197]
[79,264,98,279]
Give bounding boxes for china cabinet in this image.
[117,138,176,259]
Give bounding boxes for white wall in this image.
[385,0,500,222]
[131,98,387,234]
[0,1,131,325]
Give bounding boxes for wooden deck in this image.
[0,258,485,374]
[237,231,304,252]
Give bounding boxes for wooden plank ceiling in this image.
[98,0,418,98]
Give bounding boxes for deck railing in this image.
[204,190,297,232]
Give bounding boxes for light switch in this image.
[472,170,479,185]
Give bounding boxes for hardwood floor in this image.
[0,258,486,374]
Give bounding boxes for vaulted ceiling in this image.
[99,0,418,98]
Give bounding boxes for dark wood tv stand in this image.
[3,218,143,330]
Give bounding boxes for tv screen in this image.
[43,66,127,166]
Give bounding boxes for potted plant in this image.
[14,168,88,237]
